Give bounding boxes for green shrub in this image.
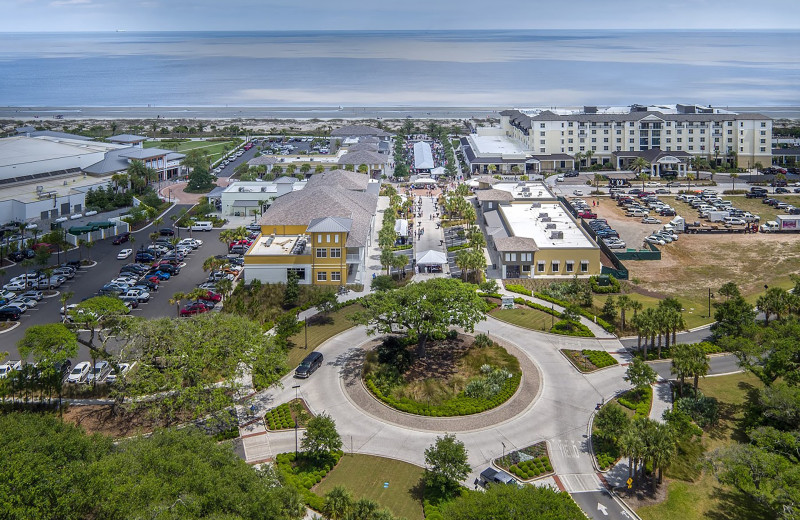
[581,350,617,369]
[505,283,532,296]
[617,386,653,418]
[589,275,621,294]
[550,320,594,337]
[674,393,719,429]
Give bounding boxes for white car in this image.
[644,236,666,246]
[111,276,139,286]
[60,303,79,315]
[641,216,661,224]
[0,360,22,379]
[10,297,37,310]
[106,362,131,384]
[4,281,29,292]
[117,248,133,259]
[86,361,111,384]
[556,175,565,182]
[67,361,91,383]
[178,238,201,249]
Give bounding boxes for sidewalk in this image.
[649,380,672,423]
[496,286,617,340]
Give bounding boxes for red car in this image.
[180,302,209,317]
[197,291,222,303]
[578,211,597,219]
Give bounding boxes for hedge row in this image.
[508,456,553,480]
[265,403,294,431]
[446,244,471,252]
[533,292,616,333]
[592,434,620,470]
[275,450,343,491]
[589,275,621,294]
[477,292,503,299]
[505,284,532,296]
[551,320,594,337]
[581,349,617,369]
[618,386,653,418]
[513,297,561,317]
[366,373,521,417]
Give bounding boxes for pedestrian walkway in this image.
[649,380,672,423]
[408,189,449,279]
[496,286,618,340]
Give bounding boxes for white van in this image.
[190,221,212,231]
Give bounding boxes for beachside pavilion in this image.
[611,149,692,177]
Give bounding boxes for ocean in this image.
[0,30,799,115]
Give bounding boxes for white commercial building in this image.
[499,104,772,171]
[217,178,307,217]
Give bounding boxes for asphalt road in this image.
[571,490,636,520]
[648,354,742,380]
[2,203,230,362]
[214,142,261,178]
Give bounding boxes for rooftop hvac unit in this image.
[262,187,268,191]
[530,202,541,208]
[36,186,43,193]
[264,236,274,247]
[541,217,551,223]
[546,223,556,229]
[239,187,245,192]
[550,231,564,240]
[537,212,549,219]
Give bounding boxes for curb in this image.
[0,321,21,334]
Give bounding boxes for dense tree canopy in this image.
[0,413,304,520]
[352,278,486,357]
[424,434,471,497]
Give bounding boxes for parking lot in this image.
[1,204,230,363]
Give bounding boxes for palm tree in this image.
[617,294,632,331]
[631,157,650,183]
[84,241,95,263]
[688,344,710,393]
[618,426,644,483]
[59,291,74,322]
[216,278,233,300]
[670,344,693,396]
[455,249,471,281]
[686,172,695,193]
[323,486,353,520]
[730,173,739,192]
[584,149,595,169]
[169,292,186,316]
[574,152,584,172]
[314,164,325,174]
[650,423,676,489]
[510,165,521,179]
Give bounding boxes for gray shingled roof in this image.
[346,142,379,153]
[475,189,514,202]
[307,216,353,233]
[494,236,538,252]
[330,125,392,138]
[108,134,147,143]
[337,150,389,166]
[274,176,297,184]
[23,130,93,141]
[306,169,370,191]
[259,185,377,247]
[119,148,171,160]
[248,156,278,166]
[83,149,130,175]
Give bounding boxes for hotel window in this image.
[760,139,766,144]
[591,129,597,135]
[761,147,766,152]
[700,129,705,134]
[568,130,574,135]
[603,138,609,143]
[604,146,609,151]
[540,140,546,145]
[551,261,560,272]
[568,147,574,152]
[317,271,327,281]
[616,138,621,143]
[604,129,609,134]
[537,261,546,272]
[565,261,574,273]
[568,138,573,143]
[568,122,574,127]
[616,129,622,135]
[761,122,766,127]
[540,131,545,137]
[316,248,327,258]
[688,137,693,143]
[288,268,306,280]
[540,123,546,128]
[540,148,546,153]
[689,146,694,151]
[331,272,341,282]
[700,137,705,143]
[629,138,635,144]
[330,248,341,258]
[727,122,733,126]
[580,261,589,273]
[591,138,596,143]
[677,138,682,143]
[580,146,585,151]
[688,129,693,134]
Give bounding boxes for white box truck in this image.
[776,215,800,232]
[707,211,729,223]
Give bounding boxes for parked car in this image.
[0,360,22,378]
[644,236,666,246]
[9,297,37,310]
[86,361,111,384]
[134,279,159,291]
[295,351,323,378]
[149,271,171,281]
[111,232,131,245]
[572,190,583,196]
[121,289,150,303]
[641,216,661,224]
[52,267,75,279]
[135,252,155,263]
[197,290,222,303]
[67,361,91,383]
[18,290,43,301]
[117,248,133,260]
[159,228,175,236]
[577,211,597,219]
[0,306,22,321]
[105,363,131,384]
[37,277,64,290]
[180,302,209,316]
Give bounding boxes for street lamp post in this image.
[304,316,308,350]
[292,384,300,455]
[501,441,506,465]
[708,288,715,318]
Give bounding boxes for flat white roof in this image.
[469,134,525,156]
[493,181,556,200]
[500,202,596,249]
[248,234,309,257]
[0,174,111,204]
[413,141,434,169]
[0,136,122,168]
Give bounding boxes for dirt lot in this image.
[584,194,800,322]
[63,404,188,438]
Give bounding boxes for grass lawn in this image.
[637,372,770,520]
[313,454,424,520]
[145,139,242,164]
[286,304,362,368]
[490,307,557,332]
[592,292,714,331]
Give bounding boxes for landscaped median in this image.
[481,291,595,338]
[362,333,522,417]
[494,441,554,481]
[562,349,618,373]
[264,399,313,431]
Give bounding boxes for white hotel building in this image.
[497,104,772,172]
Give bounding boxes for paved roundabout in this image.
[339,336,542,432]
[242,316,632,495]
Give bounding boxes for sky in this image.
[3,0,799,32]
